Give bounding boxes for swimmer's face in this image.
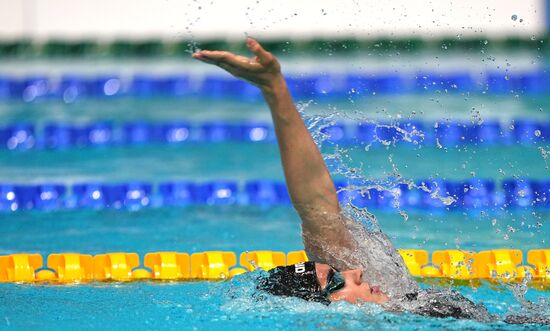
[315,263,389,304]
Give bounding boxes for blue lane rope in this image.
[0,71,550,102]
[0,178,548,212]
[0,119,548,150]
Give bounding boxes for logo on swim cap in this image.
[294,262,306,273]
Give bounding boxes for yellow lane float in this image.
[528,249,550,279]
[287,250,309,265]
[0,249,547,284]
[144,252,190,280]
[432,250,476,279]
[0,254,42,282]
[190,251,236,280]
[398,250,429,277]
[48,253,94,282]
[240,251,286,271]
[94,253,139,281]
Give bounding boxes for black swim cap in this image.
[257,261,330,304]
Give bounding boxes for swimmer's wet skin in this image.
[192,38,549,326]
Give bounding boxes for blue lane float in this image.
[123,122,156,144]
[0,178,548,212]
[1,71,550,102]
[244,180,291,206]
[463,179,497,209]
[320,123,348,144]
[1,123,35,150]
[158,181,196,206]
[1,119,548,151]
[502,179,536,208]
[71,183,106,209]
[466,121,504,145]
[416,72,476,93]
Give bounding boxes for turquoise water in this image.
[0,207,548,331]
[0,279,547,331]
[0,207,547,256]
[0,144,547,183]
[0,54,549,329]
[0,280,546,331]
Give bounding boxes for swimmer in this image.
[192,38,549,325]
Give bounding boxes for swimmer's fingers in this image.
[193,53,251,76]
[246,38,275,67]
[191,52,217,65]
[193,50,260,71]
[191,51,229,66]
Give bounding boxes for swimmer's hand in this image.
[192,38,283,93]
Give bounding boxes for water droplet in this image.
[441,196,456,206]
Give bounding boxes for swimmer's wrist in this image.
[260,75,287,96]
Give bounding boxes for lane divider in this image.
[0,249,548,284]
[1,71,550,103]
[0,37,547,58]
[1,178,549,212]
[1,119,548,151]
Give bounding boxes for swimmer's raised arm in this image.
[192,38,340,216]
[192,39,405,279]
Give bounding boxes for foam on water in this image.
[215,268,550,328]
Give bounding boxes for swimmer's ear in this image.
[246,38,273,65]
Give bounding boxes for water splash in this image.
[539,147,549,169]
[299,111,431,298]
[302,110,457,218]
[294,109,550,323]
[180,0,214,54]
[300,207,419,298]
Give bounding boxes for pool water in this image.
[0,278,547,331]
[0,52,549,330]
[0,207,547,255]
